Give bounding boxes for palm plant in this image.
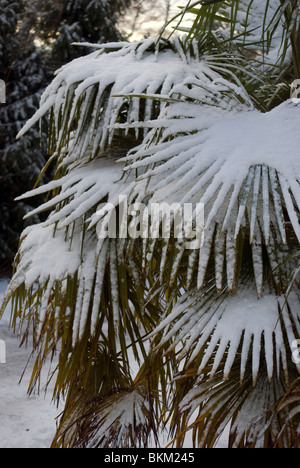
[1,0,300,448]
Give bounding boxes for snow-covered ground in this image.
[0,279,61,448]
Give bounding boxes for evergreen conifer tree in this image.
[0,0,49,269]
[39,0,131,68]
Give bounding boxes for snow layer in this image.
[17,38,230,165]
[128,100,300,197]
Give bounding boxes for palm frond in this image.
[152,283,300,385]
[167,0,297,65]
[18,36,241,167]
[121,99,300,295]
[171,357,299,448]
[63,387,155,448]
[272,377,300,447]
[2,34,272,362]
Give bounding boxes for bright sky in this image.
[118,0,193,41]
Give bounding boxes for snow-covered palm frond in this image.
[178,0,283,46]
[18,36,245,167]
[51,341,150,448]
[3,37,239,409]
[71,388,154,448]
[175,360,299,448]
[152,285,300,384]
[2,35,264,352]
[4,37,220,342]
[16,159,126,228]
[122,99,300,294]
[167,1,299,108]
[1,158,156,398]
[170,0,296,63]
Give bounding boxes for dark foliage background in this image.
[0,0,131,274]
